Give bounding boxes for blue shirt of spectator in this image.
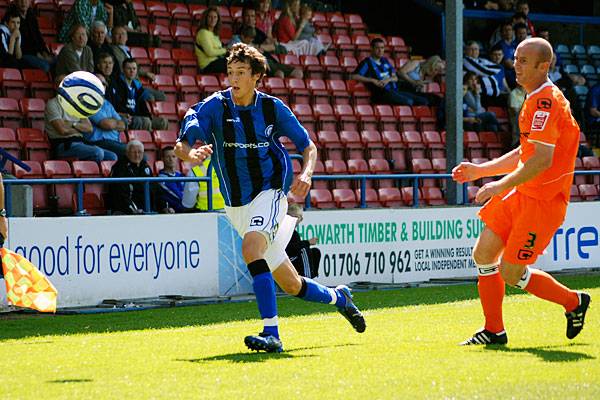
[585,83,600,125]
[354,56,398,92]
[88,99,123,142]
[158,169,186,212]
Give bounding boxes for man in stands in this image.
[45,76,116,162]
[89,21,117,69]
[55,24,94,76]
[157,146,185,213]
[351,38,428,106]
[106,58,168,131]
[6,0,54,72]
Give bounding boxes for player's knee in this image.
[472,250,496,267]
[499,264,526,287]
[242,236,266,264]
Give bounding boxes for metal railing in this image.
[4,170,599,216]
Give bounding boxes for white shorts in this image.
[225,189,296,271]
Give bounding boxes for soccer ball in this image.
[57,71,105,119]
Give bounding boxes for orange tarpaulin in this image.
[1,248,57,313]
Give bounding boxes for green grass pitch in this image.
[1,274,599,399]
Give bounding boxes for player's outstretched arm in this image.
[174,141,214,164]
[475,143,553,204]
[452,147,521,183]
[290,140,317,197]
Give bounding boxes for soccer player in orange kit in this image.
[452,38,591,345]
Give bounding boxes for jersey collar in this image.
[227,88,261,110]
[526,79,553,98]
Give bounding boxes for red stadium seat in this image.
[479,131,503,159]
[321,55,344,79]
[359,130,385,159]
[333,188,358,208]
[175,74,200,103]
[402,130,426,159]
[153,74,177,103]
[570,185,582,202]
[72,192,106,215]
[171,49,198,76]
[422,130,445,159]
[152,101,179,131]
[355,188,381,207]
[14,161,49,211]
[346,80,370,105]
[412,105,437,131]
[579,184,599,201]
[378,187,404,207]
[422,187,446,205]
[313,103,337,131]
[333,104,357,131]
[0,68,26,99]
[72,160,103,197]
[0,97,22,129]
[401,186,422,206]
[464,131,485,159]
[43,160,75,210]
[0,127,19,166]
[582,156,600,184]
[310,188,336,209]
[339,130,363,159]
[197,75,221,97]
[354,104,377,130]
[22,69,54,100]
[130,47,151,70]
[19,98,46,131]
[292,103,315,132]
[100,160,117,177]
[432,158,447,173]
[369,158,393,188]
[347,158,369,174]
[306,78,329,105]
[17,127,50,162]
[393,105,418,131]
[153,130,178,149]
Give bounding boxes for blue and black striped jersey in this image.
[178,88,310,207]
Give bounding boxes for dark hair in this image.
[240,26,256,39]
[227,43,267,78]
[69,23,87,40]
[1,8,20,24]
[123,57,137,69]
[97,52,113,62]
[370,38,385,48]
[500,20,513,29]
[490,44,503,53]
[161,146,175,157]
[463,71,477,84]
[513,22,528,32]
[512,12,527,21]
[198,6,222,36]
[516,0,529,6]
[242,2,256,15]
[537,26,549,33]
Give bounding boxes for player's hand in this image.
[452,162,483,183]
[309,237,318,245]
[290,173,311,197]
[475,181,505,204]
[187,144,213,164]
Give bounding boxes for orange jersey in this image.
[517,80,580,202]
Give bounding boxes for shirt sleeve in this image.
[274,97,310,152]
[527,95,560,146]
[182,169,200,208]
[45,99,63,122]
[177,100,214,146]
[354,59,369,76]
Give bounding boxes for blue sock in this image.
[248,260,279,338]
[297,278,347,308]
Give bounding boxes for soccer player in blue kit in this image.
[175,43,366,353]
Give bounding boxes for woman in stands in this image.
[255,0,276,41]
[398,55,446,93]
[195,6,227,73]
[274,0,324,56]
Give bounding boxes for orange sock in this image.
[478,272,505,333]
[522,268,579,311]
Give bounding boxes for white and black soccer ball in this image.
[57,71,105,119]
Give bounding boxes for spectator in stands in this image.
[493,21,516,68]
[513,22,529,45]
[194,7,227,73]
[106,0,158,47]
[463,41,507,101]
[397,54,446,105]
[45,75,116,162]
[584,83,600,140]
[107,58,168,131]
[96,51,116,84]
[483,45,510,106]
[285,203,320,279]
[255,0,276,41]
[181,156,225,212]
[508,82,526,142]
[7,0,54,72]
[548,53,586,125]
[351,38,428,106]
[463,72,499,132]
[536,26,549,42]
[108,140,156,214]
[55,24,94,76]
[58,0,113,43]
[230,26,302,79]
[274,0,324,56]
[0,9,23,68]
[85,73,127,158]
[89,21,116,68]
[157,146,185,214]
[489,12,526,47]
[110,25,164,100]
[295,3,329,53]
[515,0,535,36]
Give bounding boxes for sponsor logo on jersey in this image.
[223,142,269,148]
[531,110,550,131]
[537,98,552,109]
[226,117,241,123]
[250,216,264,227]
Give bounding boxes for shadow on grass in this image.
[47,379,93,384]
[485,343,595,362]
[1,274,598,342]
[179,343,358,364]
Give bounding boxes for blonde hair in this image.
[420,55,443,79]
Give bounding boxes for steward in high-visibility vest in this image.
[187,158,225,211]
